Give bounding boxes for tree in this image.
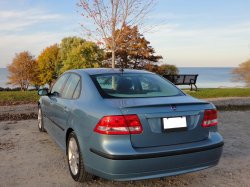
[78,0,155,68]
[29,60,41,89]
[60,37,104,72]
[7,51,37,90]
[144,63,179,75]
[104,25,162,69]
[37,44,61,88]
[232,59,250,86]
[157,64,179,75]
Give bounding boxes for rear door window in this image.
[72,82,81,99]
[51,74,70,97]
[61,74,81,99]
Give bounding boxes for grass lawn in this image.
[0,88,249,105]
[0,91,39,105]
[185,88,250,99]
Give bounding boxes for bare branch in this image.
[78,0,157,67]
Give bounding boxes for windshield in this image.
[91,73,184,98]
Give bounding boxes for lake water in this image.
[0,68,11,88]
[178,67,245,88]
[0,67,245,88]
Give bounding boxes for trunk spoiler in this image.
[104,96,210,109]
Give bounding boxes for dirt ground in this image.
[0,104,37,121]
[0,111,250,187]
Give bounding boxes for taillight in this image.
[202,109,218,127]
[94,114,143,135]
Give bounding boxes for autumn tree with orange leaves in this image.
[7,51,38,90]
[233,59,250,86]
[78,0,156,68]
[104,25,162,69]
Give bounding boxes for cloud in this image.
[145,21,250,49]
[147,12,206,21]
[144,22,250,67]
[0,31,79,67]
[147,21,250,39]
[0,8,64,32]
[0,8,80,67]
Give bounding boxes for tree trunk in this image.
[111,49,115,89]
[49,82,52,90]
[122,53,128,68]
[20,81,24,91]
[111,0,117,69]
[111,49,115,68]
[25,83,29,91]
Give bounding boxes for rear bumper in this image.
[90,141,223,160]
[86,132,223,181]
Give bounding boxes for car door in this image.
[50,73,81,149]
[45,73,70,145]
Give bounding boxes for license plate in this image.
[163,117,187,131]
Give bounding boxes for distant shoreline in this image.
[0,67,245,88]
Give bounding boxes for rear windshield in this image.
[91,73,184,98]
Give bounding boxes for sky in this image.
[0,0,250,68]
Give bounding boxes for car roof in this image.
[67,68,152,75]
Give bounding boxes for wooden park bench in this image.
[163,74,198,91]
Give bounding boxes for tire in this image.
[38,107,46,132]
[67,132,93,182]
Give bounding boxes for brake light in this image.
[94,115,143,135]
[202,109,218,127]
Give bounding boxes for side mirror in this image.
[38,88,49,96]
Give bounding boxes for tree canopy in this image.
[7,51,37,90]
[233,59,250,86]
[7,35,174,90]
[37,44,61,88]
[60,37,104,72]
[144,63,179,75]
[104,25,162,69]
[157,64,179,75]
[29,60,41,89]
[78,0,156,68]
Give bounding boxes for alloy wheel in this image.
[68,137,80,175]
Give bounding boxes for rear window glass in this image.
[91,73,183,98]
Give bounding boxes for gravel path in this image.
[0,97,250,121]
[206,97,250,106]
[0,104,37,121]
[0,104,37,115]
[0,111,250,187]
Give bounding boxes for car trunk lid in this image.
[104,96,213,148]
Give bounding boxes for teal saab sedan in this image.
[37,68,223,182]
